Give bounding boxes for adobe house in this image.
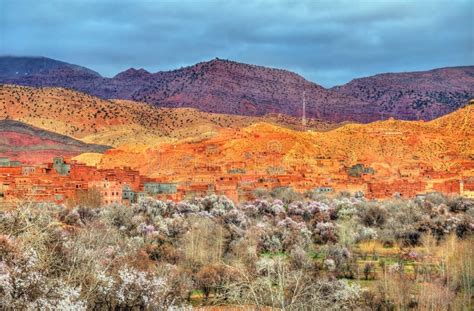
[9,161,21,167]
[314,186,333,194]
[266,166,286,175]
[21,166,36,176]
[0,182,8,200]
[156,188,185,202]
[88,180,123,205]
[460,179,474,198]
[122,184,136,204]
[0,166,22,177]
[136,192,148,202]
[184,182,214,199]
[228,168,246,174]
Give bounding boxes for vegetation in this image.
[0,193,473,310]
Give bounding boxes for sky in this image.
[0,0,472,87]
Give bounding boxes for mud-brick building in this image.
[184,182,214,199]
[460,179,474,198]
[225,161,247,174]
[102,167,141,191]
[255,176,281,190]
[366,180,427,199]
[0,166,22,176]
[398,166,422,178]
[89,180,123,205]
[0,181,10,201]
[21,166,36,176]
[155,189,185,202]
[432,179,460,194]
[273,174,290,186]
[69,162,103,181]
[314,186,334,194]
[194,165,223,174]
[291,178,321,193]
[215,181,239,202]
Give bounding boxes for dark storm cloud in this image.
[0,0,472,87]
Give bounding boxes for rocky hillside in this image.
[0,85,338,147]
[1,56,472,122]
[93,103,474,178]
[333,66,474,120]
[0,120,110,163]
[119,59,376,122]
[0,57,374,122]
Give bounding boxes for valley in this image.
[0,83,472,205]
[2,1,473,310]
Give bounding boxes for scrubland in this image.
[0,192,472,310]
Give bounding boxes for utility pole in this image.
[302,90,307,128]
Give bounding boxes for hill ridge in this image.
[0,56,473,122]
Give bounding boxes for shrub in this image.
[270,187,303,204]
[447,197,473,213]
[397,230,422,246]
[360,204,387,227]
[223,257,361,309]
[0,195,472,309]
[363,262,375,280]
[102,204,134,230]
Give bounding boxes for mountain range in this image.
[1,56,472,122]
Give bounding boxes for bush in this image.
[447,197,473,213]
[0,194,472,309]
[360,204,387,227]
[270,187,303,204]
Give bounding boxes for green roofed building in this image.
[53,157,71,176]
[0,158,21,167]
[144,182,177,195]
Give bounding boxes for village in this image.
[0,154,473,207]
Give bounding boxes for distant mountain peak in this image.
[114,67,151,79]
[0,55,473,122]
[0,55,102,78]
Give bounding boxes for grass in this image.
[260,251,287,258]
[356,240,401,256]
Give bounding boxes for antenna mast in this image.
[302,90,307,127]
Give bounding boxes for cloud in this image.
[0,0,472,87]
